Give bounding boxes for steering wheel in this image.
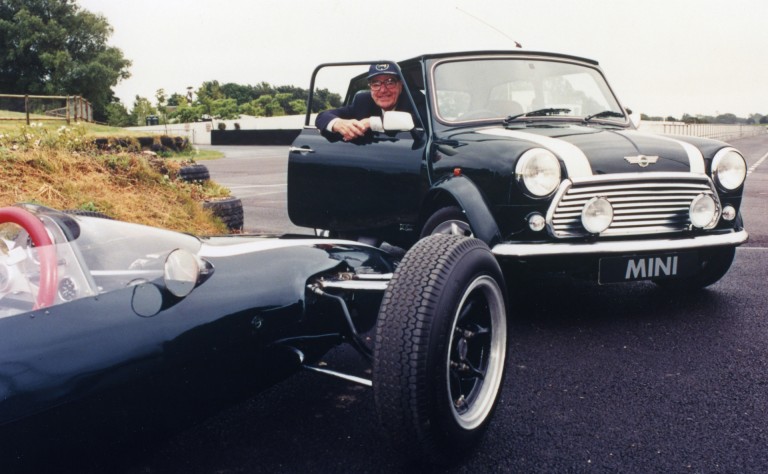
[0,207,58,309]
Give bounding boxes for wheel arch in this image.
[422,176,502,246]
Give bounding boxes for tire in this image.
[203,196,244,232]
[179,164,210,183]
[653,246,736,291]
[373,234,508,465]
[420,205,473,239]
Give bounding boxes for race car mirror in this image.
[164,248,201,297]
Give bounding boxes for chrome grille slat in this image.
[563,182,711,195]
[547,174,718,238]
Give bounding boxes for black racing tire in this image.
[653,246,736,291]
[373,234,508,466]
[420,205,473,239]
[203,196,244,232]
[179,163,210,183]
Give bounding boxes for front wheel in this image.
[420,205,473,238]
[373,234,508,465]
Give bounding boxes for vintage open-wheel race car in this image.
[0,204,508,469]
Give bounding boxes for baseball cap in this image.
[367,63,399,80]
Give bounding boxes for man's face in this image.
[369,74,402,111]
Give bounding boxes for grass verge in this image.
[0,122,230,234]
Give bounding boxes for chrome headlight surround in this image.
[712,147,747,192]
[689,193,720,229]
[515,148,562,198]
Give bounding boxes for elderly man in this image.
[316,63,415,141]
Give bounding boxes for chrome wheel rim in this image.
[446,275,507,430]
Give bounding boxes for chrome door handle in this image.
[289,146,315,154]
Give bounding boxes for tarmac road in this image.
[77,136,768,472]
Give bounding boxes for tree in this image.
[155,88,168,125]
[167,92,187,107]
[289,99,307,115]
[220,82,256,105]
[714,113,739,124]
[209,98,239,120]
[130,95,156,127]
[196,81,226,102]
[0,0,131,122]
[104,101,133,127]
[160,80,342,122]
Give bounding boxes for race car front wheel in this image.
[373,234,508,466]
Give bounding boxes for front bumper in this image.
[492,229,748,258]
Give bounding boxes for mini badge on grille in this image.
[624,155,659,167]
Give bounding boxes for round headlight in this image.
[689,194,719,229]
[712,148,747,191]
[581,197,614,234]
[515,148,562,197]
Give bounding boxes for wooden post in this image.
[66,96,70,125]
[25,95,30,125]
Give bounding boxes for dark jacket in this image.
[315,91,418,134]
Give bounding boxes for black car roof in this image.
[400,50,600,66]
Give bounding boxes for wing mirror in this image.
[626,107,641,128]
[382,111,415,131]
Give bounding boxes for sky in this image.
[77,0,768,119]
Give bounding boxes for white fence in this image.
[638,122,767,142]
[127,115,311,145]
[131,118,767,146]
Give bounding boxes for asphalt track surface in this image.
[38,135,768,473]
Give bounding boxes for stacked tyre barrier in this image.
[178,163,244,232]
[202,196,244,233]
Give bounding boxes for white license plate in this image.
[598,252,698,284]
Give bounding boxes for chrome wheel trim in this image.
[432,219,473,237]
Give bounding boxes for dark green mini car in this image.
[289,50,748,289]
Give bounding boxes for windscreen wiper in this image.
[583,110,625,122]
[503,107,572,125]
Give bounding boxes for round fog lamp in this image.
[528,213,546,232]
[721,205,736,222]
[689,194,718,229]
[581,197,613,234]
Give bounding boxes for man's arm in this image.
[315,93,376,141]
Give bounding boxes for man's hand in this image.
[332,118,370,141]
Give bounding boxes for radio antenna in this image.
[456,7,522,48]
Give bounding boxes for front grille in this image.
[547,173,718,238]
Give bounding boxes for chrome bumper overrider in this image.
[492,230,749,258]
